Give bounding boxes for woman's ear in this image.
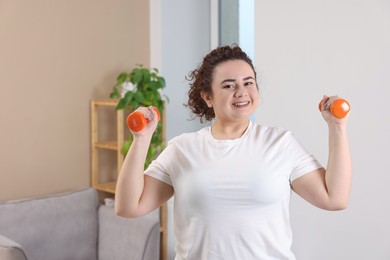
[201,91,213,108]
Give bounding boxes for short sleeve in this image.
[144,142,174,186]
[285,132,323,182]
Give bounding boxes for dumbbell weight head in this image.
[127,107,160,132]
[318,99,350,118]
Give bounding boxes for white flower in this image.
[120,82,136,97]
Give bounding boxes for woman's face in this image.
[202,59,260,123]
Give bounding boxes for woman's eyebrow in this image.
[220,76,255,84]
[220,79,236,84]
[243,76,255,81]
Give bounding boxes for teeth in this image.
[234,101,249,106]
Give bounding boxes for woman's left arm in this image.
[291,96,352,211]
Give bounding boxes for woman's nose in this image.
[234,86,245,97]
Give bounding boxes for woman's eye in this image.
[223,84,235,89]
[244,81,253,86]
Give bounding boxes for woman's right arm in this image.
[115,107,174,218]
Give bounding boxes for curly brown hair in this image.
[185,44,257,122]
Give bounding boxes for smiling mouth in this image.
[233,101,250,107]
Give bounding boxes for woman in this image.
[115,45,352,259]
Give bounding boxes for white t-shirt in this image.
[145,121,322,260]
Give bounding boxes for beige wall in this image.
[0,0,150,201]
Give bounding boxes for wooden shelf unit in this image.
[91,99,124,189]
[90,99,167,260]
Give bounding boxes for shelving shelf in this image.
[91,99,124,191]
[90,99,167,260]
[94,182,117,194]
[94,141,120,150]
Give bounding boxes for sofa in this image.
[0,188,160,260]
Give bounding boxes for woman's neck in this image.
[211,119,250,140]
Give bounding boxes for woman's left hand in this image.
[319,95,350,126]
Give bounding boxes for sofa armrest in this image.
[98,202,160,260]
[0,235,28,260]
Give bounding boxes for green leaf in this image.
[150,72,157,80]
[157,77,166,88]
[141,68,151,83]
[133,91,144,103]
[131,68,143,84]
[122,140,131,155]
[116,72,128,84]
[149,81,161,91]
[130,100,139,109]
[116,91,134,110]
[157,100,164,110]
[143,91,155,106]
[143,100,153,106]
[110,84,121,99]
[110,92,119,99]
[116,99,127,110]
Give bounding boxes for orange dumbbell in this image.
[318,98,350,118]
[127,107,160,132]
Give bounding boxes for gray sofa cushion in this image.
[98,203,160,260]
[0,188,98,260]
[0,235,27,260]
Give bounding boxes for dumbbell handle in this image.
[318,98,350,118]
[127,107,160,132]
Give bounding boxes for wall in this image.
[219,0,255,60]
[161,1,210,259]
[254,1,390,259]
[161,1,211,141]
[219,0,239,46]
[0,0,150,201]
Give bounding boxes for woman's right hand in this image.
[129,106,159,138]
[116,105,166,218]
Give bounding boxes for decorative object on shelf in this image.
[109,65,168,168]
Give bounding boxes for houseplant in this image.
[110,65,167,168]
